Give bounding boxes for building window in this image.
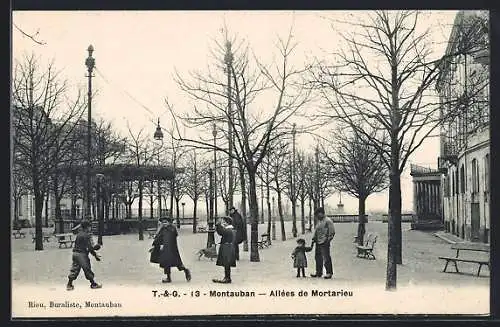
[471,159,479,194]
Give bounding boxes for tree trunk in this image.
[291,197,297,237]
[175,198,181,228]
[149,181,154,219]
[33,180,44,251]
[276,184,286,241]
[266,185,272,239]
[138,179,144,240]
[44,195,49,227]
[71,174,76,220]
[357,196,367,246]
[386,145,401,290]
[301,197,305,234]
[192,198,198,233]
[308,196,312,231]
[240,164,248,252]
[14,194,19,225]
[247,168,260,262]
[55,196,63,233]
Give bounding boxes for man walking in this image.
[310,207,335,279]
[229,207,246,261]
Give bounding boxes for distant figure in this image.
[66,220,102,291]
[291,238,313,278]
[151,217,191,283]
[213,216,236,284]
[229,207,246,261]
[310,207,335,279]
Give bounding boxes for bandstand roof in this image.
[409,164,441,177]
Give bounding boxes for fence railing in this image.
[326,214,368,223]
[381,214,414,223]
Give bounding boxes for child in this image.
[66,220,102,291]
[291,238,313,278]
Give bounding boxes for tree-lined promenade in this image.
[12,11,488,290]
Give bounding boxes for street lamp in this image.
[212,123,218,220]
[225,41,234,211]
[85,45,95,220]
[153,118,164,219]
[95,173,105,245]
[207,167,215,248]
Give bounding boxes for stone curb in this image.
[432,232,463,244]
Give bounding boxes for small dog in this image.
[197,246,217,260]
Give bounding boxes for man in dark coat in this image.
[152,217,191,283]
[213,216,236,284]
[229,207,246,260]
[66,220,102,291]
[310,207,335,279]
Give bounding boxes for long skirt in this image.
[216,243,236,267]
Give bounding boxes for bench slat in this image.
[438,257,488,264]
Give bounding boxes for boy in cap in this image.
[66,220,102,290]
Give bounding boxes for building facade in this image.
[436,11,489,243]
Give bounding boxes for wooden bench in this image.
[257,233,271,249]
[146,228,157,239]
[12,229,26,239]
[356,233,377,260]
[54,233,75,248]
[438,243,490,277]
[30,231,52,243]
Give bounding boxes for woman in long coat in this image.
[151,217,191,283]
[212,216,236,284]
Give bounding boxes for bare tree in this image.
[124,126,157,240]
[295,150,308,235]
[310,11,488,290]
[12,54,86,250]
[321,126,389,245]
[184,151,209,233]
[266,141,291,241]
[171,29,310,261]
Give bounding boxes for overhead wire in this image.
[94,66,159,127]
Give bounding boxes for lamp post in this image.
[153,118,164,219]
[95,173,105,245]
[181,202,185,222]
[225,41,234,211]
[85,45,95,220]
[212,123,218,220]
[292,123,297,237]
[207,167,215,248]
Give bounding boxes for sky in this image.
[12,10,459,214]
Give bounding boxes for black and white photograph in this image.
[10,9,490,317]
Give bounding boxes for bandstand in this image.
[410,164,444,230]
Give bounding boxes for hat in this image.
[160,216,173,223]
[314,207,325,215]
[296,238,306,244]
[71,220,90,232]
[222,216,233,224]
